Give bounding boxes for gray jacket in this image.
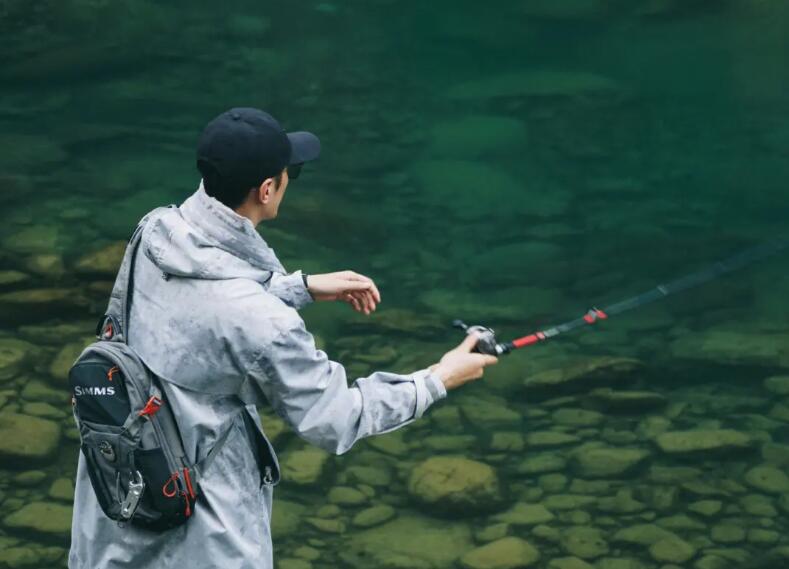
[69,182,446,569]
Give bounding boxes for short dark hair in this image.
[198,160,283,209]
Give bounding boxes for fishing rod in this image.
[454,236,789,356]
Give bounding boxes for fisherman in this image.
[68,107,498,568]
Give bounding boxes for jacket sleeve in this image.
[266,270,314,310]
[245,313,447,455]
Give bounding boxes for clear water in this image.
[1,1,788,567]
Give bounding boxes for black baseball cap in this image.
[196,107,320,188]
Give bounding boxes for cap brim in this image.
[287,131,321,165]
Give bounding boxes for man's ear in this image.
[257,178,274,204]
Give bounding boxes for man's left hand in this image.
[306,271,381,315]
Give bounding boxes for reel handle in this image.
[452,320,510,356]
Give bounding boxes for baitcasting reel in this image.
[452,320,512,356]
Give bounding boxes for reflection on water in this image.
[1,1,788,567]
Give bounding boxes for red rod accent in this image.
[512,334,542,348]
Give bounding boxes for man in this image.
[69,107,498,568]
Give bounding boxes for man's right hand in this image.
[429,333,499,391]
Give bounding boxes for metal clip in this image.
[119,471,145,520]
[263,466,273,486]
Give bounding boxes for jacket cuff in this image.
[412,367,448,419]
[267,270,314,310]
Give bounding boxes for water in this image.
[1,1,788,567]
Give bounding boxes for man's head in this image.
[196,108,320,223]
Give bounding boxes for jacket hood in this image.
[143,182,287,282]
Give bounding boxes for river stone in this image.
[20,379,67,405]
[447,71,624,101]
[305,517,345,534]
[0,413,61,465]
[25,253,65,277]
[570,445,649,478]
[710,523,746,543]
[517,453,567,474]
[352,505,395,528]
[748,529,780,544]
[344,464,392,487]
[587,388,667,413]
[612,524,677,546]
[476,523,510,543]
[339,514,473,569]
[648,537,696,563]
[764,375,789,395]
[740,493,777,517]
[0,270,30,287]
[768,402,789,422]
[523,357,642,400]
[49,477,74,501]
[560,527,608,559]
[2,225,60,254]
[328,486,368,506]
[280,447,330,486]
[489,432,525,452]
[0,289,90,323]
[460,399,521,429]
[0,546,42,568]
[278,559,311,569]
[654,429,753,456]
[427,115,529,159]
[547,557,594,569]
[2,502,72,537]
[23,401,64,419]
[491,503,555,526]
[49,341,90,383]
[459,537,540,569]
[552,408,604,427]
[744,465,789,494]
[408,456,503,515]
[688,500,722,517]
[0,338,34,381]
[525,431,580,448]
[74,241,127,276]
[670,329,789,368]
[594,558,649,569]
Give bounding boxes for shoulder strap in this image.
[100,206,174,343]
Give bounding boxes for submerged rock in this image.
[0,270,31,288]
[523,357,643,400]
[49,340,91,383]
[560,527,608,560]
[351,505,395,528]
[280,447,330,486]
[648,536,696,563]
[408,456,504,515]
[271,499,306,540]
[764,375,789,395]
[654,429,753,456]
[0,288,90,323]
[491,503,555,526]
[339,514,473,569]
[586,388,667,413]
[0,413,61,465]
[0,338,35,381]
[570,445,650,478]
[670,329,789,368]
[743,465,789,494]
[2,502,72,538]
[459,537,540,569]
[447,71,625,102]
[74,241,127,276]
[426,115,529,159]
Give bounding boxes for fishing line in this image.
[453,236,789,356]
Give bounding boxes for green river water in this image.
[1,1,789,568]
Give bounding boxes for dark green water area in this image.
[1,1,789,568]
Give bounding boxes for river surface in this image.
[1,1,788,568]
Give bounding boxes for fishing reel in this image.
[452,320,512,356]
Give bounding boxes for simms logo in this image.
[74,386,116,396]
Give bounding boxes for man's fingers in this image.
[457,332,480,352]
[341,272,381,303]
[480,354,499,366]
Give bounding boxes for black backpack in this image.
[69,211,239,530]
